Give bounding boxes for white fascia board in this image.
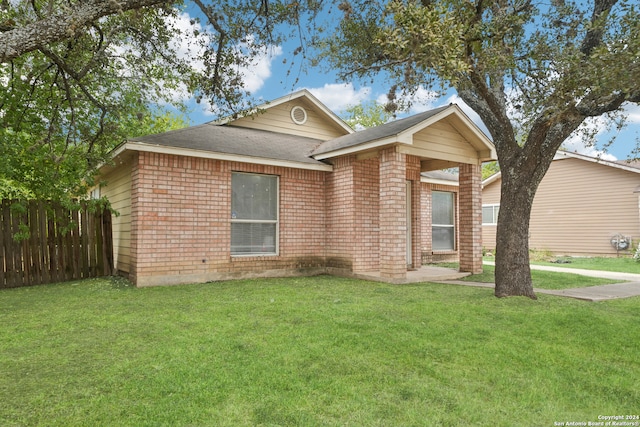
[294,90,355,134]
[482,171,502,187]
[96,143,128,172]
[109,143,128,160]
[123,142,333,172]
[555,150,640,175]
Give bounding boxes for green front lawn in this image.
[438,263,621,290]
[463,264,624,290]
[1,276,638,426]
[531,256,639,274]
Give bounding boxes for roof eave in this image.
[114,141,333,172]
[555,150,640,174]
[312,136,401,160]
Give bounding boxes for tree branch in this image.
[580,0,618,56]
[193,0,227,97]
[0,0,170,62]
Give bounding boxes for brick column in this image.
[379,147,407,280]
[420,184,433,263]
[458,163,483,273]
[406,156,422,270]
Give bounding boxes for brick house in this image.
[98,91,495,286]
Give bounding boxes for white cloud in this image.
[237,44,283,94]
[442,94,485,129]
[406,88,440,114]
[166,12,207,71]
[623,102,640,124]
[138,13,283,116]
[303,83,371,112]
[562,116,618,160]
[374,86,440,114]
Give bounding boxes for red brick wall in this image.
[379,147,407,279]
[352,157,380,271]
[406,156,422,269]
[325,156,356,270]
[324,154,381,272]
[458,163,483,273]
[130,152,328,286]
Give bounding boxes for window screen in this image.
[482,205,499,225]
[231,172,278,255]
[432,191,455,251]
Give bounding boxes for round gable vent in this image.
[290,105,308,125]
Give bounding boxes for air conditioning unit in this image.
[610,234,630,251]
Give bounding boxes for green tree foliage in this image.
[0,3,195,200]
[342,101,394,129]
[323,0,640,298]
[0,0,320,201]
[482,162,500,180]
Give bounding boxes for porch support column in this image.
[406,156,422,270]
[379,147,407,280]
[459,163,483,273]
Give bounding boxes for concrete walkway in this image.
[442,261,640,301]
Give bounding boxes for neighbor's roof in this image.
[421,170,459,186]
[555,150,640,173]
[113,123,331,171]
[482,150,640,187]
[312,106,450,156]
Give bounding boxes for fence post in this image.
[102,207,114,275]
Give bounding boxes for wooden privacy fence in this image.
[0,200,114,288]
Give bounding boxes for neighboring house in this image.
[482,150,640,256]
[98,90,496,287]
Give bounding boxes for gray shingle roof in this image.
[130,123,326,166]
[312,105,450,156]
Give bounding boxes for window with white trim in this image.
[432,191,455,251]
[231,172,279,256]
[482,204,500,225]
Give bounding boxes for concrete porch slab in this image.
[331,266,471,284]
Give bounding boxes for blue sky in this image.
[170,9,639,161]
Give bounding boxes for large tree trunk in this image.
[494,170,538,299]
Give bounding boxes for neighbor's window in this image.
[482,204,500,225]
[231,172,279,256]
[432,191,455,251]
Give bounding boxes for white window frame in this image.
[89,186,100,200]
[482,204,500,225]
[231,172,279,257]
[432,191,456,251]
